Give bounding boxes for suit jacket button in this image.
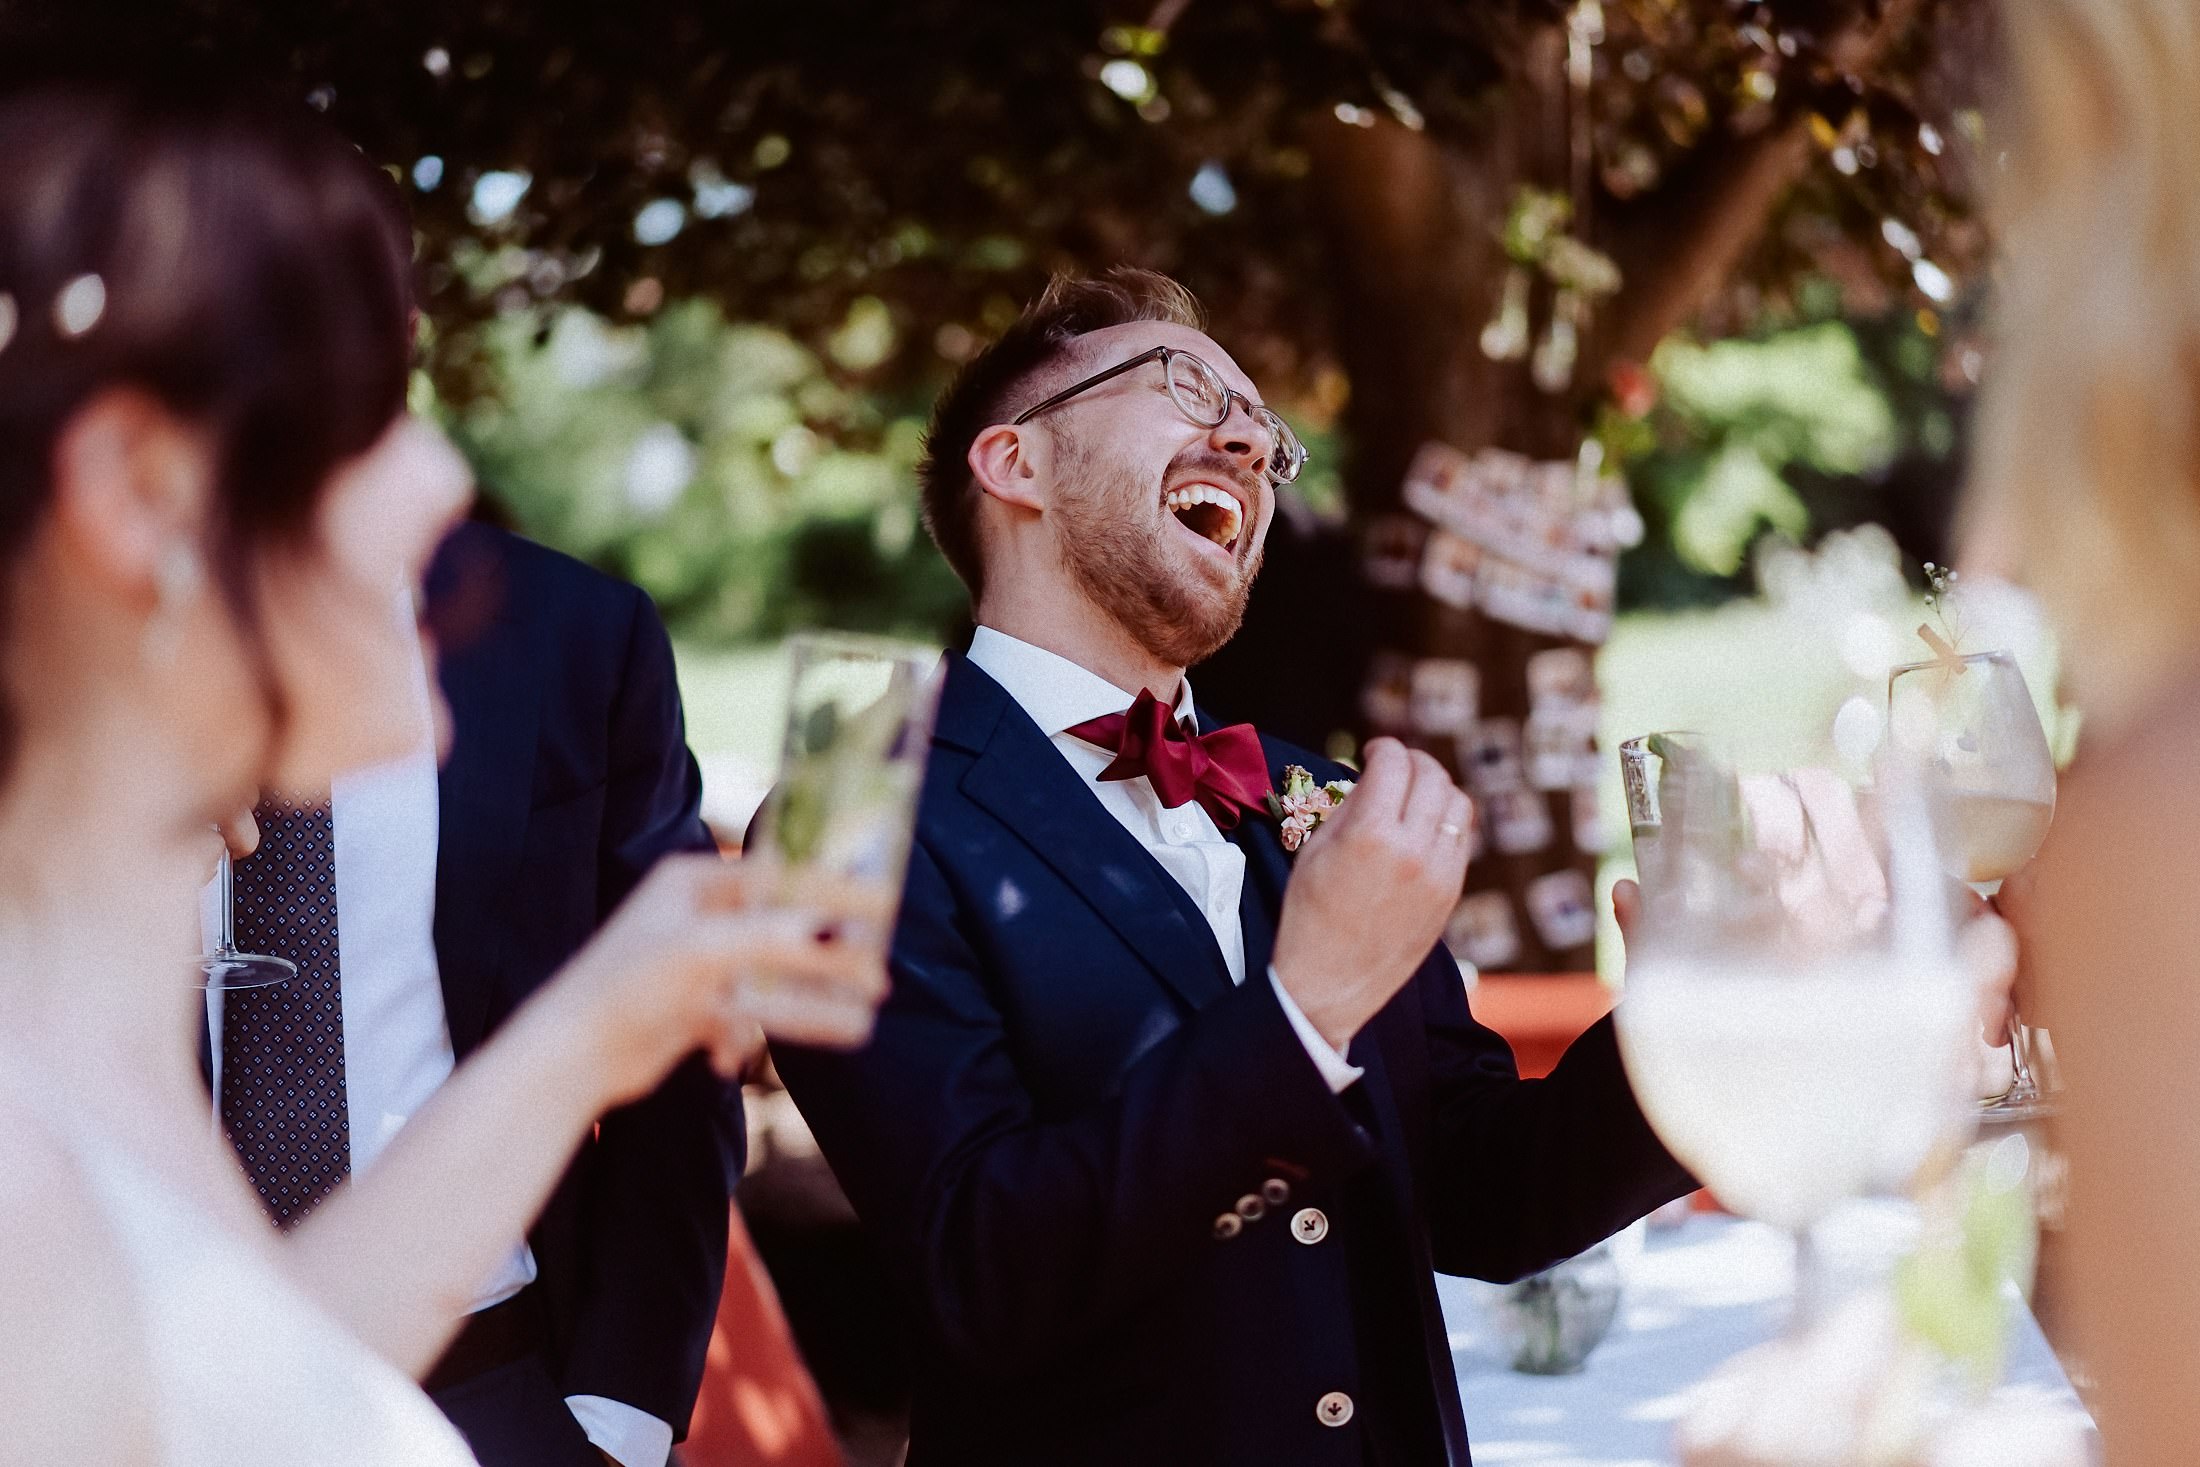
[1316,1391,1354,1427]
[1292,1207,1329,1245]
[1235,1193,1266,1222]
[1213,1212,1244,1240]
[1261,1178,1291,1206]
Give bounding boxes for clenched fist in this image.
[1271,739,1473,1053]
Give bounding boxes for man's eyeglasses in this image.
[1011,345,1307,485]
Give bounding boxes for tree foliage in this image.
[4,0,1999,968]
[5,0,1992,411]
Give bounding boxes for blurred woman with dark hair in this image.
[0,81,885,1464]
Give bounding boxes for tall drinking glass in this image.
[1620,732,1725,928]
[1888,649,2057,1120]
[198,845,296,991]
[745,633,940,1039]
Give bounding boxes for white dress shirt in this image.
[967,627,1362,1092]
[205,617,670,1467]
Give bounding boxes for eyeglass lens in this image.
[1165,351,1302,482]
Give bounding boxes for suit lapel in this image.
[426,528,543,1056]
[943,656,1232,1011]
[1230,793,1287,982]
[1240,735,1419,1189]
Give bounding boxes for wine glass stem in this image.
[216,847,237,953]
[1789,1224,1825,1335]
[2006,1005,2040,1102]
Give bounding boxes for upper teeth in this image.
[1164,484,1243,544]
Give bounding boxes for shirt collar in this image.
[966,626,1197,739]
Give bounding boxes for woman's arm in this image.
[284,855,886,1376]
[0,1111,160,1463]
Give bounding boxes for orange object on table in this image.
[683,1204,846,1467]
[1467,972,1615,1079]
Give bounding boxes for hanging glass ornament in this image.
[1480,265,1533,362]
[1532,288,1584,392]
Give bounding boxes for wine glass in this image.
[1887,649,2057,1120]
[1617,748,1977,1325]
[745,633,940,1040]
[197,844,296,991]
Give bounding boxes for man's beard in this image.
[1047,438,1262,669]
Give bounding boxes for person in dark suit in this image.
[213,517,733,1467]
[772,269,1695,1466]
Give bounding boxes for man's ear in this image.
[969,423,1048,514]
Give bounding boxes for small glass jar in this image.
[1493,1242,1624,1375]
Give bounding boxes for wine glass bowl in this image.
[1887,649,2056,888]
[1616,745,1979,1322]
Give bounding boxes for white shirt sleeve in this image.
[1268,965,1365,1094]
[566,1395,673,1467]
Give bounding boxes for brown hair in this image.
[0,75,414,772]
[917,268,1204,599]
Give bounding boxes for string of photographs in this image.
[1359,442,1643,969]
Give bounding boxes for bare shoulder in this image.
[2018,683,2200,1045]
[0,1098,159,1461]
[2041,691,2200,913]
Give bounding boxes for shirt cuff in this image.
[1268,965,1364,1094]
[566,1395,672,1467]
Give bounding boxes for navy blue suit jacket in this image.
[775,652,1692,1466]
[426,522,730,1439]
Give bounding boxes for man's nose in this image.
[1205,398,1270,480]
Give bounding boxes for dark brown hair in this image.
[917,268,1204,599]
[0,75,414,772]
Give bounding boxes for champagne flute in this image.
[197,844,296,991]
[746,633,940,1040]
[1887,649,2057,1120]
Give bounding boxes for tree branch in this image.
[1591,0,1940,373]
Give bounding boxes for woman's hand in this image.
[196,806,262,884]
[550,853,894,1109]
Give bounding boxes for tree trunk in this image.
[1295,1,1930,971]
[1308,88,1601,973]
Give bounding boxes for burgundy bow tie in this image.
[1066,689,1274,831]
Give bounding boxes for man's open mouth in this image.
[1163,483,1244,555]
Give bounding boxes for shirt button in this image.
[1292,1208,1329,1245]
[1261,1178,1291,1207]
[1316,1391,1354,1428]
[1234,1193,1266,1222]
[1213,1213,1243,1241]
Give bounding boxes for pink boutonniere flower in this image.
[1265,764,1356,853]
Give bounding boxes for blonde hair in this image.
[1964,0,2200,729]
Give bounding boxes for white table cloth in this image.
[1440,1201,2096,1466]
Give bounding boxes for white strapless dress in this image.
[44,1111,480,1466]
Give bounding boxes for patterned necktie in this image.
[1066,689,1274,830]
[220,792,348,1229]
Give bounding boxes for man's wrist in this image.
[1268,964,1364,1088]
[1270,963,1354,1054]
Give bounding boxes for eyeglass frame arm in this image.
[1009,346,1175,425]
